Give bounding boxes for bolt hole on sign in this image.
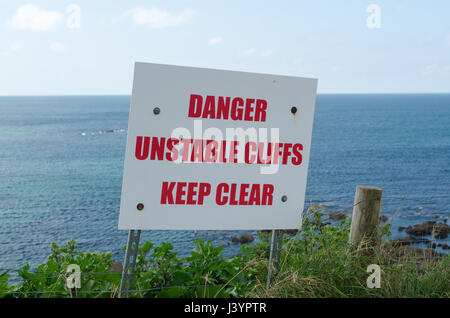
[118,62,318,230]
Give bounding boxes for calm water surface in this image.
[0,94,449,272]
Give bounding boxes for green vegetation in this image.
[0,206,448,298]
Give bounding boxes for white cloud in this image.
[10,40,22,51]
[240,48,256,57]
[125,8,195,28]
[261,48,275,57]
[208,36,223,45]
[9,4,63,31]
[50,42,67,53]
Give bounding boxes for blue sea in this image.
[1,94,449,273]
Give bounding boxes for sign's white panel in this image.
[119,62,317,230]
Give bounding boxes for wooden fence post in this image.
[349,185,383,245]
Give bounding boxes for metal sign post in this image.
[266,229,283,290]
[119,229,141,298]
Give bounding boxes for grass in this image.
[0,205,448,298]
[249,205,449,298]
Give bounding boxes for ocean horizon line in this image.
[0,92,450,98]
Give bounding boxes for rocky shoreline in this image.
[229,211,450,252]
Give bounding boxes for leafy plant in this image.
[0,206,448,298]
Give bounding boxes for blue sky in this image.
[0,0,449,95]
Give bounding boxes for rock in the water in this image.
[398,226,407,232]
[404,221,450,239]
[379,215,388,223]
[231,234,254,243]
[329,212,346,221]
[260,229,298,237]
[428,243,450,250]
[283,229,299,235]
[109,261,123,272]
[390,236,430,247]
[240,234,254,243]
